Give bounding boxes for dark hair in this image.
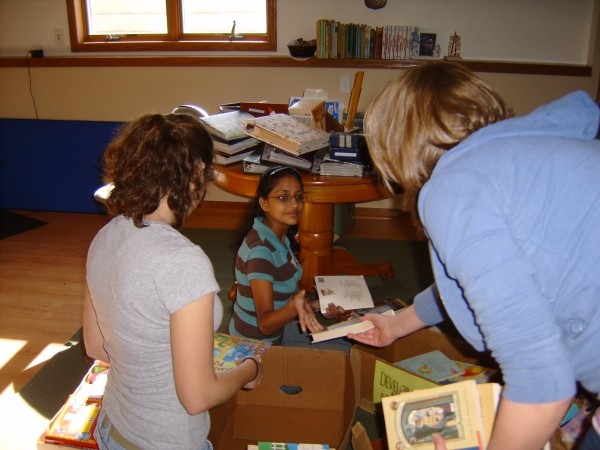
[102,113,214,228]
[233,166,304,250]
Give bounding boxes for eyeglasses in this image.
[268,194,305,203]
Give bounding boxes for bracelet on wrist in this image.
[242,356,259,383]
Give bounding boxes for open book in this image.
[382,380,501,450]
[314,275,375,314]
[243,113,329,156]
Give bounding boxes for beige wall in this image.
[1,0,599,208]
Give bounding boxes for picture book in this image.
[200,110,254,142]
[382,380,499,450]
[314,275,374,314]
[248,443,331,450]
[244,113,330,156]
[213,332,272,372]
[311,309,394,343]
[395,350,498,385]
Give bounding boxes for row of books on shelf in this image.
[316,19,433,60]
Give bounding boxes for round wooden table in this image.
[212,164,395,290]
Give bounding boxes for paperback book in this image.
[314,275,375,315]
[311,309,395,343]
[213,332,272,372]
[382,380,501,450]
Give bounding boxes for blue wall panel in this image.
[0,119,123,213]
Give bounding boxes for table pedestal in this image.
[297,202,394,290]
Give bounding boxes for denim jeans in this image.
[94,408,213,450]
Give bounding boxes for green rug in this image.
[19,228,433,420]
[0,209,48,239]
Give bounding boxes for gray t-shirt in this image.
[87,215,222,449]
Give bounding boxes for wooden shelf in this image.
[0,55,592,77]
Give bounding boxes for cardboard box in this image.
[208,346,356,450]
[350,326,499,414]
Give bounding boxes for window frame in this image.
[66,0,277,52]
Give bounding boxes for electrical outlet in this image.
[340,75,351,94]
[54,29,65,47]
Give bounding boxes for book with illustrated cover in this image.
[43,360,109,448]
[395,350,498,385]
[382,380,500,450]
[248,444,330,450]
[244,114,330,156]
[261,144,314,171]
[213,332,271,372]
[200,110,254,142]
[311,309,395,343]
[314,275,375,315]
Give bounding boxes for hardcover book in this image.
[382,380,500,450]
[213,332,272,372]
[311,309,395,343]
[314,275,375,314]
[244,114,330,156]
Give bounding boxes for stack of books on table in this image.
[311,148,365,177]
[199,110,264,165]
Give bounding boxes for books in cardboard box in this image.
[200,110,254,141]
[243,114,329,156]
[382,380,501,450]
[314,275,375,314]
[43,361,109,449]
[213,332,271,372]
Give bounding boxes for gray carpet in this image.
[19,227,433,424]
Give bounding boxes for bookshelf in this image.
[0,55,592,77]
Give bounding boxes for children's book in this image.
[244,113,330,156]
[314,275,375,315]
[382,380,501,450]
[213,332,272,372]
[200,110,255,142]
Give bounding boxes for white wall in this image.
[1,0,599,208]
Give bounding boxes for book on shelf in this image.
[214,146,262,166]
[311,308,395,343]
[213,332,272,372]
[242,149,277,174]
[314,275,375,315]
[212,135,262,155]
[200,110,254,142]
[382,379,501,450]
[261,144,315,171]
[243,113,330,156]
[394,350,498,385]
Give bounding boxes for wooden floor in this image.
[0,203,419,449]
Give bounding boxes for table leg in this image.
[297,202,395,290]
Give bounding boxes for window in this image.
[66,0,276,52]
